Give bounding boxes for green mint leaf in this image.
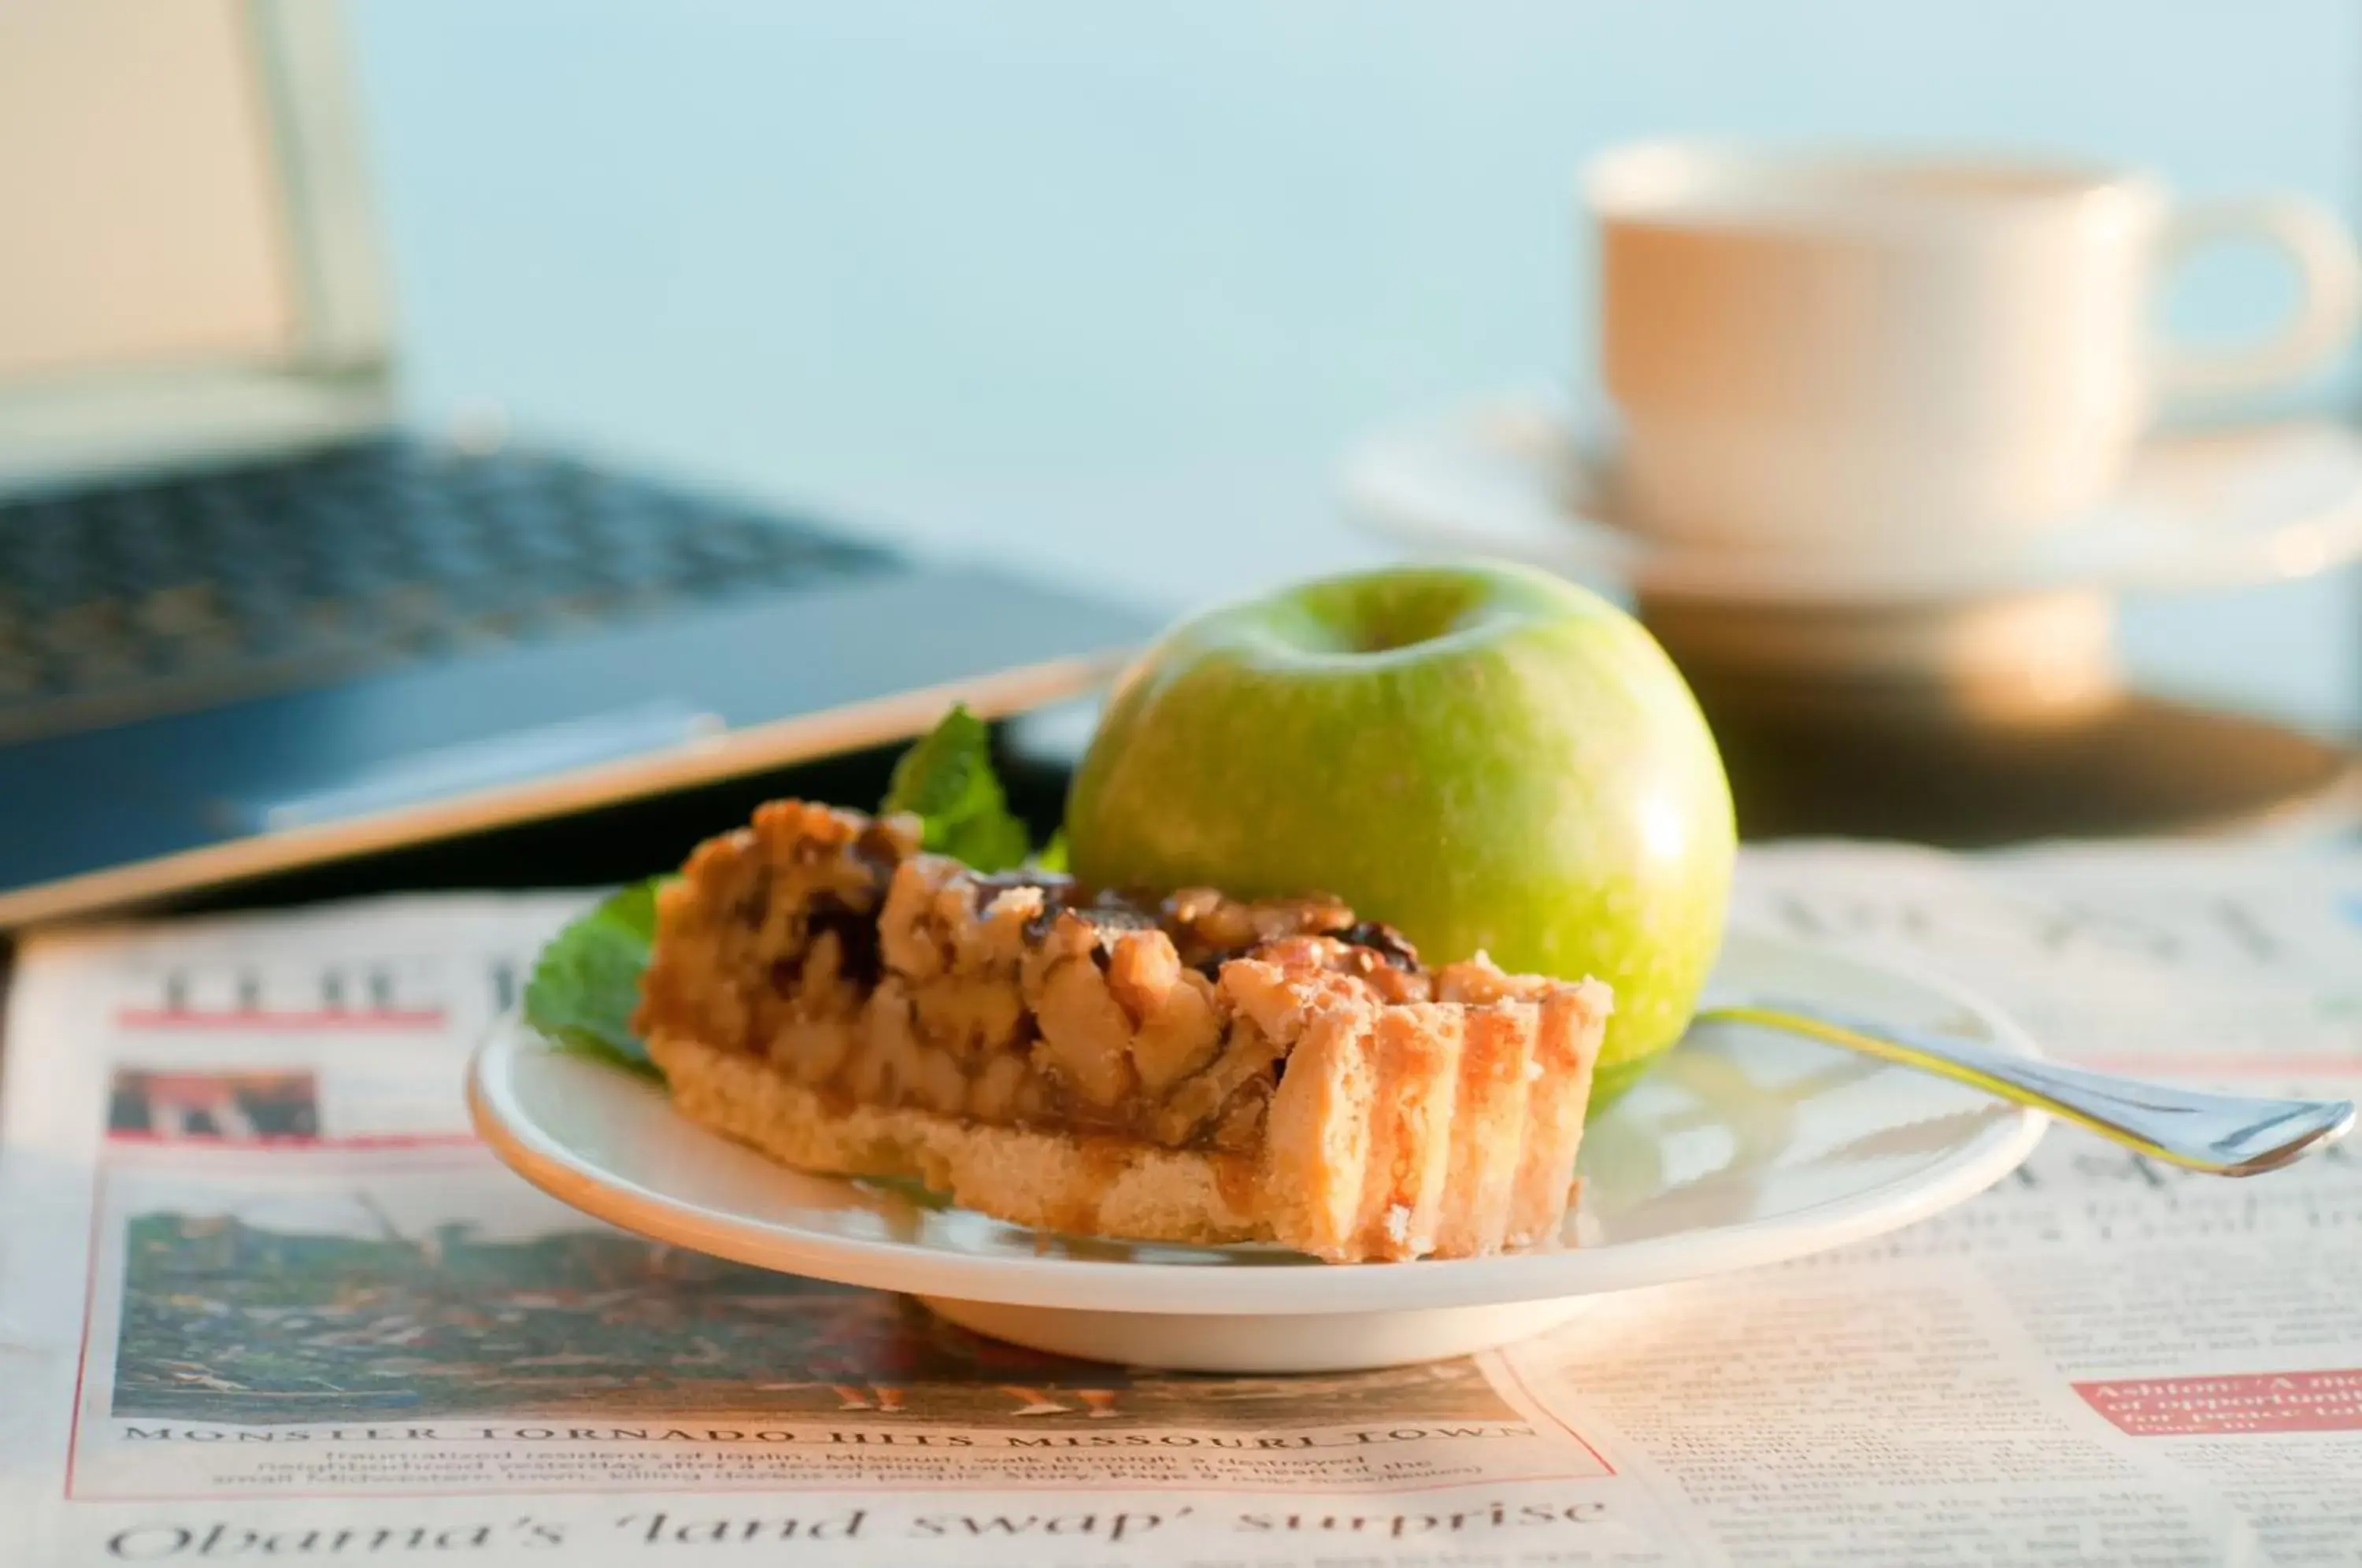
[522,878,666,1082]
[879,703,1033,872]
[938,808,1032,877]
[879,703,994,822]
[1031,827,1070,875]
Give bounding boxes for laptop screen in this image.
[0,0,299,387]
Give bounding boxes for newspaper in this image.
[2,841,2358,1566]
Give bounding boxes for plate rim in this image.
[468,929,2047,1315]
[1342,392,2362,606]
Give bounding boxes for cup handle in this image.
[2155,194,2362,403]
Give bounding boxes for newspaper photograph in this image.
[2,845,2358,1566]
[75,1141,1594,1501]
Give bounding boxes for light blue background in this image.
[348,1,2360,729]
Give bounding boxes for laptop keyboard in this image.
[0,438,898,744]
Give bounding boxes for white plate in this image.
[1344,393,2362,607]
[468,930,2044,1372]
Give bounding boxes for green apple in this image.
[1066,560,1734,1104]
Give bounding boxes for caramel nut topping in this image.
[636,801,1601,1163]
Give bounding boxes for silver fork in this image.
[1698,1001,2356,1176]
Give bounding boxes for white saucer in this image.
[1344,394,2362,607]
[468,930,2044,1373]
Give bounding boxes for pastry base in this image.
[652,1031,1267,1245]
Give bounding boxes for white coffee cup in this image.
[1584,142,2362,551]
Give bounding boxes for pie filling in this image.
[640,803,1583,1153]
[635,801,1612,1259]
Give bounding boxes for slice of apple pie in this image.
[635,801,1610,1262]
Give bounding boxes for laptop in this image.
[0,1,1150,927]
